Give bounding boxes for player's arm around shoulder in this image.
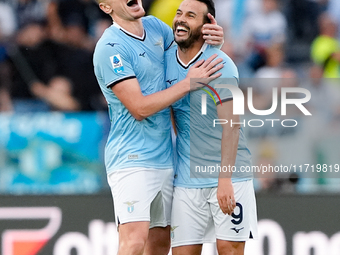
[113,57,221,121]
[112,52,224,121]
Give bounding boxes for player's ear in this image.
[99,2,113,14]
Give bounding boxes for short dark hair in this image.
[196,0,215,23]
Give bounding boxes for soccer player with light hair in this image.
[93,0,225,254]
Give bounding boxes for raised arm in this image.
[202,13,224,46]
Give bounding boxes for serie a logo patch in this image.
[110,54,124,74]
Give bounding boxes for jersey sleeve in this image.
[209,52,239,104]
[94,43,136,89]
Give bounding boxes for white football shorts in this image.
[107,167,174,228]
[171,179,258,247]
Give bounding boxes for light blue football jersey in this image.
[165,44,253,188]
[93,16,175,173]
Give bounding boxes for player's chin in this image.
[127,4,145,18]
[133,11,145,19]
[131,7,145,19]
[174,35,188,44]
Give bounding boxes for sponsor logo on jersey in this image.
[106,42,119,47]
[166,79,177,85]
[231,227,244,233]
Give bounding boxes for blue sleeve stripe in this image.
[216,97,233,105]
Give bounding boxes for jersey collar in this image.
[112,22,146,41]
[176,43,208,69]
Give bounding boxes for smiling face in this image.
[172,0,207,50]
[99,0,145,21]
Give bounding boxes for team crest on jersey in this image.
[170,226,179,239]
[155,37,164,50]
[124,201,139,213]
[110,54,124,74]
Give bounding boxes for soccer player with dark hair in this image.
[165,0,258,254]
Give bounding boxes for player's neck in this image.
[178,41,205,65]
[112,17,144,38]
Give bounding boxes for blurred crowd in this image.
[0,0,340,193]
[0,0,339,112]
[0,0,113,112]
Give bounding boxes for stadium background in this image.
[0,0,339,254]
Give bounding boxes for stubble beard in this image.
[175,25,203,52]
